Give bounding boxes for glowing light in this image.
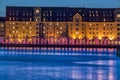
[57,23,59,25]
[16,31,18,33]
[60,31,62,33]
[76,31,79,35]
[109,36,113,40]
[104,23,106,26]
[50,23,52,25]
[36,10,40,13]
[1,24,3,27]
[57,31,59,34]
[117,14,120,18]
[13,26,15,29]
[98,36,102,40]
[78,36,82,39]
[18,38,22,42]
[73,36,76,39]
[23,27,25,29]
[89,36,92,40]
[89,23,92,26]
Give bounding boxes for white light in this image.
[117,14,120,18]
[36,10,39,13]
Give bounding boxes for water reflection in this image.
[0,47,116,56]
[0,47,119,80]
[0,60,119,80]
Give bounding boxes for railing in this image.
[0,37,120,46]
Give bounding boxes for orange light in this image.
[98,36,102,40]
[73,36,76,39]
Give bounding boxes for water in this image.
[0,47,120,80]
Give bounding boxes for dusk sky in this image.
[0,0,120,17]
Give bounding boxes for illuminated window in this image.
[30,27,32,29]
[9,35,11,37]
[9,17,11,21]
[96,11,98,13]
[60,27,62,29]
[30,31,31,33]
[89,14,91,17]
[60,31,62,33]
[96,14,98,17]
[16,31,18,33]
[26,22,28,25]
[13,31,15,33]
[50,14,52,16]
[50,23,52,25]
[117,14,120,18]
[13,22,15,25]
[89,23,92,26]
[23,27,25,29]
[103,18,106,21]
[57,23,59,25]
[76,31,79,34]
[30,18,32,21]
[1,24,3,27]
[43,31,45,33]
[13,26,15,29]
[13,17,15,21]
[43,27,45,29]
[50,11,52,13]
[57,31,59,34]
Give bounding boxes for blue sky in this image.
[0,0,120,17]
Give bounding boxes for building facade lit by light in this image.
[4,6,120,41]
[0,17,5,38]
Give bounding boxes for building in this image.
[6,6,119,41]
[6,6,37,42]
[115,8,120,39]
[0,17,6,38]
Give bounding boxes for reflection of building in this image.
[0,17,6,38]
[5,6,119,40]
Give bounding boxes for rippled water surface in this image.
[0,48,120,80]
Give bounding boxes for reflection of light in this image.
[108,48,114,53]
[108,67,115,80]
[97,69,103,80]
[71,70,82,79]
[108,60,115,65]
